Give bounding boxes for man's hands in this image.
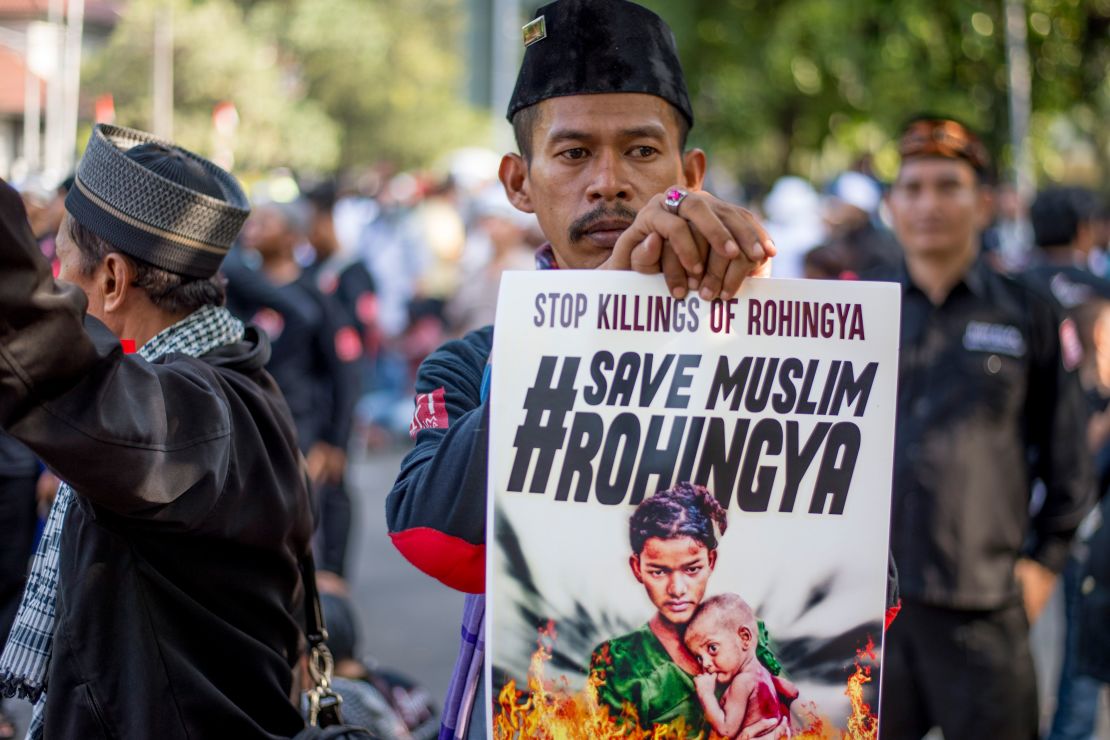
[1015,557,1057,624]
[605,188,775,300]
[306,442,347,487]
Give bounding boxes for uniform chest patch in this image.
[252,307,285,340]
[1060,317,1083,371]
[962,321,1026,357]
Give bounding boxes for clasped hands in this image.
[602,187,775,300]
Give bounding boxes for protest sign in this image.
[487,271,900,739]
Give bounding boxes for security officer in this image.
[223,200,360,585]
[224,201,359,489]
[877,117,1094,739]
[304,182,380,577]
[303,181,380,364]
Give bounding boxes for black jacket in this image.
[0,429,36,477]
[877,258,1093,609]
[0,181,314,738]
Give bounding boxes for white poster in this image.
[487,271,900,739]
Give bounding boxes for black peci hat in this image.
[506,0,693,128]
[65,124,250,279]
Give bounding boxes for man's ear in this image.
[630,554,644,584]
[707,548,717,571]
[499,153,534,214]
[99,253,134,315]
[682,148,707,191]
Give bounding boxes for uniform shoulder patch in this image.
[335,326,363,362]
[410,386,449,438]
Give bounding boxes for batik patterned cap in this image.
[65,124,249,278]
[506,0,693,127]
[897,117,991,174]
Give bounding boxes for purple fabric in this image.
[438,245,556,740]
[439,594,485,739]
[534,243,558,271]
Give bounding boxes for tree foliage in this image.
[640,0,1110,186]
[83,0,1108,185]
[247,0,490,170]
[83,0,341,172]
[83,0,490,174]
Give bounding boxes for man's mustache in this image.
[568,203,638,243]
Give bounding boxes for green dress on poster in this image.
[589,624,708,734]
[589,622,784,734]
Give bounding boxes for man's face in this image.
[630,535,716,626]
[888,158,990,258]
[22,192,64,240]
[55,214,106,319]
[685,620,749,683]
[504,93,699,268]
[243,205,296,259]
[308,206,337,258]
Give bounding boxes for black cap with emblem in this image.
[506,0,694,128]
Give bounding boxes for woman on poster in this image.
[588,482,797,736]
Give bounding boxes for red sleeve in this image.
[389,527,485,594]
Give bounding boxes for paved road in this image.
[2,448,465,737]
[5,449,1106,736]
[345,448,465,706]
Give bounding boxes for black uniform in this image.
[223,250,358,454]
[1021,259,1110,311]
[305,254,380,364]
[224,250,360,575]
[876,258,1094,739]
[304,255,378,576]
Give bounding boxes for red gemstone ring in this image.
[662,187,689,216]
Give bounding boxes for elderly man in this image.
[878,117,1093,739]
[0,125,314,738]
[384,1,785,738]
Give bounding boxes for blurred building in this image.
[0,0,119,181]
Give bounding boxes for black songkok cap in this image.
[66,124,250,279]
[506,0,693,128]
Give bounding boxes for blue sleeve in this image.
[385,326,493,593]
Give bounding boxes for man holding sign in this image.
[386,1,780,737]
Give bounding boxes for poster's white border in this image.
[481,272,902,739]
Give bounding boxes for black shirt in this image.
[0,429,37,477]
[304,254,380,365]
[224,251,358,452]
[880,257,1094,609]
[1021,257,1110,311]
[305,256,377,340]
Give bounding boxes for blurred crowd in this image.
[3,150,1110,737]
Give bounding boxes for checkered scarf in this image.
[0,305,244,733]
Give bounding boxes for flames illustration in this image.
[493,623,879,740]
